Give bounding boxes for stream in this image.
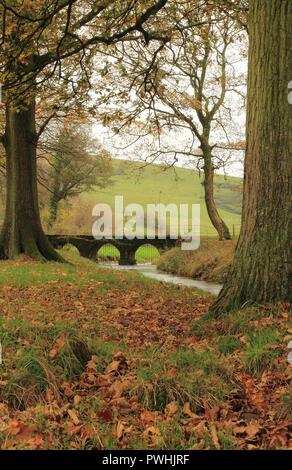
[100,263,222,296]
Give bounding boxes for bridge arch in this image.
[47,235,179,265]
[96,243,120,263]
[134,244,160,264]
[60,243,82,257]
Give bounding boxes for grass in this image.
[191,306,289,377]
[244,328,282,375]
[158,239,235,282]
[45,159,242,237]
[0,249,290,450]
[134,346,234,413]
[217,335,242,355]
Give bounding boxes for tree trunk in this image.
[48,196,59,229]
[211,0,292,314]
[48,155,62,229]
[203,152,231,240]
[0,97,64,261]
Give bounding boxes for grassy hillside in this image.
[51,160,242,237]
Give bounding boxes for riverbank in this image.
[158,240,236,283]
[0,250,290,450]
[101,263,222,296]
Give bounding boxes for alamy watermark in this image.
[92,196,200,251]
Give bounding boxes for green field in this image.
[50,159,243,237]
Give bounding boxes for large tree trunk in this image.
[0,97,63,261]
[211,0,291,314]
[203,156,231,240]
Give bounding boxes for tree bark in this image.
[203,154,231,240]
[48,195,59,229]
[48,154,62,229]
[211,0,292,314]
[0,96,64,261]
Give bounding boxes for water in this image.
[100,263,222,296]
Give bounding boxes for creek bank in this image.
[157,239,236,284]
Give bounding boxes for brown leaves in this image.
[104,352,129,376]
[0,278,290,450]
[116,421,133,442]
[116,421,125,441]
[143,426,162,447]
[109,379,132,399]
[210,424,220,450]
[67,409,80,426]
[140,411,156,424]
[49,337,65,359]
[233,422,262,440]
[4,420,45,450]
[183,402,200,420]
[165,401,179,417]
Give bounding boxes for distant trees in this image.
[38,123,113,228]
[211,0,291,312]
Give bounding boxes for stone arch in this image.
[60,243,81,257]
[134,243,161,263]
[96,243,120,263]
[48,237,67,251]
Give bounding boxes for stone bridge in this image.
[48,235,180,265]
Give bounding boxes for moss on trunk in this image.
[0,97,64,261]
[211,0,292,314]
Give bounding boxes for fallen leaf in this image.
[140,411,156,424]
[68,409,80,426]
[183,402,200,419]
[165,401,179,416]
[210,424,220,450]
[104,360,120,374]
[245,422,262,439]
[116,421,125,440]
